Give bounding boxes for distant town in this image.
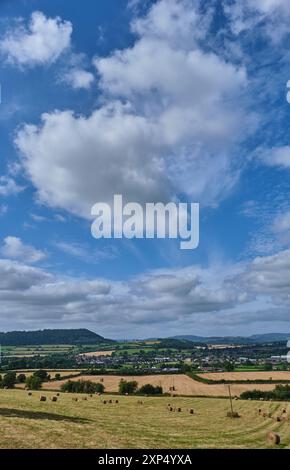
[0,329,289,375]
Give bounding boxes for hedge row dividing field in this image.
[41,374,280,397]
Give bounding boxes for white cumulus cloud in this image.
[0,11,72,67]
[1,236,46,264]
[63,68,94,90]
[15,0,252,218]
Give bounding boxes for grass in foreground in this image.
[0,390,290,449]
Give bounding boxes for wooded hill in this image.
[0,329,113,346]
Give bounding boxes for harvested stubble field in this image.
[14,370,83,389]
[0,389,290,448]
[199,371,290,382]
[42,374,279,397]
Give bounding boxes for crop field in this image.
[199,371,290,382]
[1,345,77,357]
[0,389,289,448]
[78,350,115,357]
[42,374,279,397]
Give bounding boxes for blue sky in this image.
[0,0,290,339]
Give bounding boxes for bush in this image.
[26,375,42,390]
[55,373,61,380]
[275,384,290,400]
[60,380,105,394]
[138,384,163,395]
[241,385,290,401]
[119,379,138,395]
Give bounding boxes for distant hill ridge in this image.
[168,333,290,344]
[0,329,113,346]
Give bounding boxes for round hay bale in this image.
[267,432,280,445]
[262,412,267,418]
[73,397,78,402]
[115,400,119,404]
[40,396,47,402]
[109,399,112,404]
[27,392,32,396]
[169,407,173,412]
[56,393,60,397]
[189,409,194,415]
[283,409,287,414]
[51,396,57,402]
[103,400,107,404]
[258,409,262,414]
[276,416,281,422]
[82,397,87,401]
[226,411,240,418]
[177,407,181,412]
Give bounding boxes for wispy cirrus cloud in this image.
[0,176,24,196]
[54,241,118,263]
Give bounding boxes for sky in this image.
[0,0,290,339]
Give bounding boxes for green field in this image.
[1,343,113,357]
[1,345,77,357]
[0,389,289,448]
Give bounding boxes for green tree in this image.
[33,370,50,381]
[138,384,163,395]
[17,373,26,383]
[60,380,105,394]
[224,361,235,372]
[95,382,105,393]
[2,372,17,389]
[119,379,138,395]
[26,375,42,390]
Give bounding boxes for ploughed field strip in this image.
[42,374,280,397]
[0,389,290,448]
